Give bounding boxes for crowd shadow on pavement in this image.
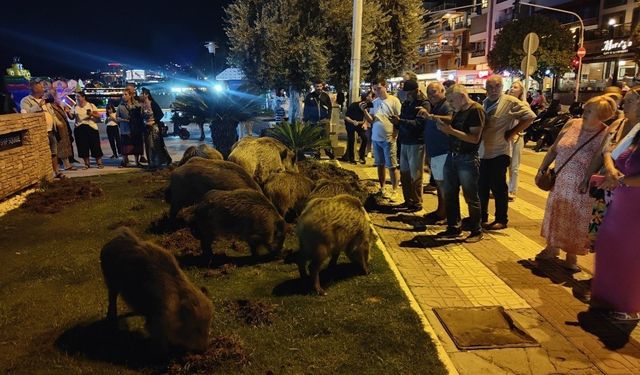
[55,318,164,369]
[272,263,365,296]
[518,259,590,301]
[574,310,639,351]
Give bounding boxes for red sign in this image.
[577,47,586,58]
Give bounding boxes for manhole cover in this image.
[433,306,538,350]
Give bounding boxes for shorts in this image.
[372,140,398,169]
[429,153,448,181]
[47,131,58,156]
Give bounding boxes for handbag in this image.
[536,127,605,191]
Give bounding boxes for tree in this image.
[171,89,261,156]
[318,0,388,91]
[367,0,424,81]
[488,15,574,79]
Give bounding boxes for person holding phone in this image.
[73,91,103,169]
[342,92,371,164]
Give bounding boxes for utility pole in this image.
[204,41,218,79]
[519,1,584,102]
[349,0,363,104]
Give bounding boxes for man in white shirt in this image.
[479,75,536,230]
[20,81,63,178]
[361,78,402,201]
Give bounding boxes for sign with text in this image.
[0,131,24,152]
[602,39,633,55]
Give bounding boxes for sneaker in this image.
[110,155,118,159]
[405,205,423,213]
[437,228,462,238]
[508,193,516,202]
[423,184,437,193]
[535,247,560,260]
[484,221,508,231]
[140,156,148,163]
[465,230,484,243]
[358,158,366,165]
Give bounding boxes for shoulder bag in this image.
[536,126,605,191]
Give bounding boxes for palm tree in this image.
[171,89,261,156]
[266,121,331,161]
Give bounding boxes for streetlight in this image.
[204,41,218,79]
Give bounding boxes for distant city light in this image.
[608,18,616,26]
[214,84,224,93]
[545,69,551,75]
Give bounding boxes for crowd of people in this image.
[15,81,172,177]
[329,73,639,321]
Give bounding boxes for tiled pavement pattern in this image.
[341,148,640,375]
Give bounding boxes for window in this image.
[604,0,627,8]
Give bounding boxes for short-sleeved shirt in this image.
[479,94,536,159]
[371,95,401,142]
[424,99,453,157]
[345,102,365,123]
[74,102,99,130]
[449,102,485,155]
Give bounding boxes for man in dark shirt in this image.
[303,80,334,159]
[342,92,371,164]
[391,79,429,211]
[420,82,454,222]
[435,84,486,243]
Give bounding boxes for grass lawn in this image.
[0,171,446,374]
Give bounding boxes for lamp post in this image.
[204,41,218,79]
[519,1,584,102]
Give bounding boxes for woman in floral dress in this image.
[535,96,615,270]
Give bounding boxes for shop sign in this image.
[0,131,24,152]
[602,39,633,55]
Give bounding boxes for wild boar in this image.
[262,171,314,222]
[228,137,297,185]
[165,158,261,220]
[178,144,223,166]
[307,178,354,201]
[295,194,372,295]
[182,189,287,261]
[100,227,213,353]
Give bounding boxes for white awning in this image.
[215,68,245,81]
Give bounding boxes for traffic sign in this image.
[577,47,586,58]
[523,33,540,54]
[521,55,538,76]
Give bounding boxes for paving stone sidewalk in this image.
[341,149,640,375]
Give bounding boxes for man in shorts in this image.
[361,78,402,201]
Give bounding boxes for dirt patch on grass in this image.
[21,179,103,214]
[107,218,141,230]
[127,168,173,185]
[224,299,276,327]
[167,335,249,374]
[144,187,167,200]
[149,212,183,234]
[158,228,200,256]
[130,203,146,211]
[204,264,237,278]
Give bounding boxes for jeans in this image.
[509,136,524,194]
[399,144,425,207]
[345,124,367,161]
[442,153,481,232]
[479,154,511,224]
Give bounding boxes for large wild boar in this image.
[307,178,354,201]
[228,137,297,184]
[262,171,314,222]
[100,228,213,353]
[178,144,223,166]
[295,194,372,295]
[165,158,261,220]
[182,189,286,261]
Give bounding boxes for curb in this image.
[364,211,459,375]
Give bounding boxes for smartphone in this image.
[87,109,92,115]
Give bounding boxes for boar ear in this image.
[200,286,210,297]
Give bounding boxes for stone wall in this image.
[0,113,52,199]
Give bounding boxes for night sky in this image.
[2,0,233,78]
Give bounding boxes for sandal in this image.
[81,165,89,170]
[97,163,104,169]
[609,311,640,321]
